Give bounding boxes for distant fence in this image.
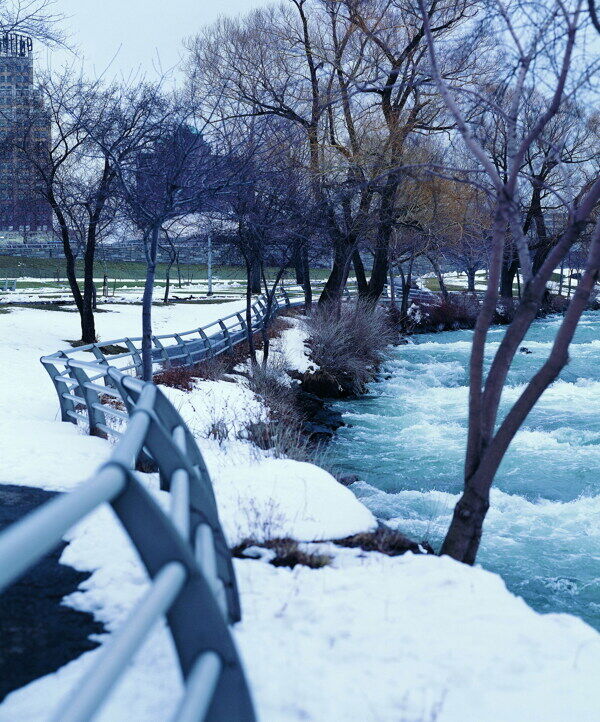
[0,240,213,265]
[0,278,16,291]
[0,288,303,721]
[345,285,441,306]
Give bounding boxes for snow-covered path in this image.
[1,302,600,721]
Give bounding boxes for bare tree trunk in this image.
[427,254,449,302]
[164,266,171,304]
[51,199,86,337]
[500,248,518,299]
[466,267,476,293]
[141,225,159,381]
[319,239,352,306]
[244,257,258,367]
[302,246,312,314]
[81,231,97,340]
[366,177,397,302]
[164,249,175,303]
[249,258,261,294]
[441,204,600,562]
[260,267,287,369]
[294,247,305,285]
[353,249,368,296]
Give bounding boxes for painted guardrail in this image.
[0,287,300,721]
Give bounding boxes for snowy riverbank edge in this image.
[0,303,599,722]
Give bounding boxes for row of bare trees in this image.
[4,0,600,565]
[186,0,600,563]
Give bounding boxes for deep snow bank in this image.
[235,549,600,722]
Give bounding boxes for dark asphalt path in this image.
[0,484,105,701]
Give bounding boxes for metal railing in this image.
[343,285,440,305]
[42,287,297,408]
[0,287,301,721]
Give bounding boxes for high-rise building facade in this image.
[0,32,51,239]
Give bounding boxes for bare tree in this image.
[104,92,243,380]
[0,0,64,45]
[214,120,319,366]
[418,0,600,563]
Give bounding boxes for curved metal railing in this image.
[0,287,300,721]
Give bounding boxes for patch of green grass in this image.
[0,253,333,284]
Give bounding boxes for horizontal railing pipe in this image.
[0,465,126,593]
[53,562,187,722]
[172,651,222,722]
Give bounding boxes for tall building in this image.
[0,32,51,240]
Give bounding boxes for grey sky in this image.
[44,0,269,80]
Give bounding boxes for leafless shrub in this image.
[549,294,570,313]
[335,525,433,556]
[305,300,395,394]
[493,298,518,325]
[206,418,229,444]
[241,359,313,460]
[247,356,299,422]
[419,295,480,329]
[154,356,228,391]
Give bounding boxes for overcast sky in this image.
[43,0,269,80]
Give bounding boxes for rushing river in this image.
[330,311,600,630]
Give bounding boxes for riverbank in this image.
[329,311,600,632]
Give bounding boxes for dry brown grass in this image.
[232,537,332,569]
[153,356,229,391]
[335,525,433,556]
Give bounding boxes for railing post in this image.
[254,298,266,328]
[90,344,119,389]
[218,320,232,351]
[68,362,107,436]
[175,334,194,366]
[152,336,171,370]
[124,339,144,377]
[41,356,76,424]
[198,328,213,360]
[236,313,247,337]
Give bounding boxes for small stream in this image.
[329,312,600,630]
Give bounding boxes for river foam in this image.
[330,311,600,628]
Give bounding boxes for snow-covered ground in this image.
[435,268,585,295]
[1,302,600,721]
[0,278,247,304]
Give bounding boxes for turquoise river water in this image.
[330,311,600,629]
